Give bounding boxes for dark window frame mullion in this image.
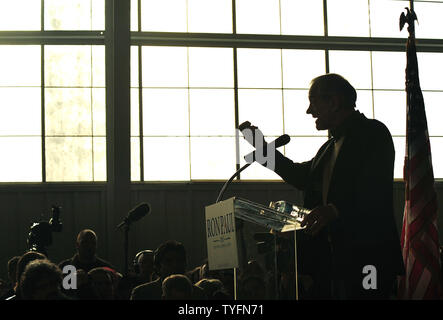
[323,0,332,140]
[232,0,241,180]
[41,0,45,182]
[41,44,46,182]
[138,45,144,181]
[137,0,143,182]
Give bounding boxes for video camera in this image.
[27,205,63,257]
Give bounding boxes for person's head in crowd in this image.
[14,251,46,297]
[195,278,226,300]
[88,267,115,300]
[203,268,234,299]
[238,275,267,300]
[76,229,97,263]
[19,259,66,300]
[7,256,20,285]
[161,274,193,300]
[154,240,187,280]
[307,73,356,131]
[134,250,155,281]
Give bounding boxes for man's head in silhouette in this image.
[161,274,193,300]
[135,250,155,280]
[20,259,65,300]
[307,73,356,131]
[76,229,97,263]
[154,240,187,280]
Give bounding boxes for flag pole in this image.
[398,1,443,299]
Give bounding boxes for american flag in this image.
[397,33,442,299]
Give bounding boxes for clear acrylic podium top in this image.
[232,197,307,233]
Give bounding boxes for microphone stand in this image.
[216,163,251,203]
[117,219,131,277]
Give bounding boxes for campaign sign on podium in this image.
[205,198,239,270]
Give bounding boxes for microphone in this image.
[117,203,151,229]
[244,134,291,164]
[216,126,290,202]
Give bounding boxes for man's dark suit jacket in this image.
[274,111,404,287]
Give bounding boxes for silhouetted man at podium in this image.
[242,74,404,299]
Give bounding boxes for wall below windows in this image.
[0,181,442,281]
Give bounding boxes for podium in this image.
[205,197,306,300]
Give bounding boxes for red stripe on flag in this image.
[409,141,430,172]
[408,258,424,295]
[412,240,440,274]
[409,171,434,204]
[408,199,438,239]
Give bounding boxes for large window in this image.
[0,0,105,182]
[2,0,443,182]
[130,0,443,181]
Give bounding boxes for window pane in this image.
[143,137,190,181]
[417,53,443,91]
[188,47,234,88]
[45,46,92,87]
[236,0,280,35]
[190,137,235,180]
[393,137,406,180]
[131,46,139,88]
[142,89,189,136]
[414,2,443,39]
[188,0,232,33]
[238,89,283,136]
[45,0,105,30]
[281,0,324,36]
[190,89,234,136]
[371,51,406,90]
[142,46,188,87]
[0,137,41,182]
[282,49,326,89]
[131,88,140,136]
[237,49,282,88]
[370,0,409,38]
[141,0,187,32]
[45,88,92,136]
[46,137,93,181]
[92,88,106,136]
[430,137,443,179]
[92,46,106,87]
[93,137,106,181]
[285,136,329,163]
[91,0,105,30]
[422,92,443,136]
[356,90,374,119]
[373,90,406,136]
[327,0,370,37]
[131,137,141,181]
[0,88,41,136]
[0,46,40,86]
[283,89,326,136]
[131,0,139,31]
[0,0,40,31]
[329,51,372,89]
